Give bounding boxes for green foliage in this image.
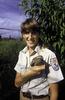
[0,39,25,81]
[0,39,25,97]
[20,0,65,67]
[0,39,25,65]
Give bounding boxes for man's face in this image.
[23,31,39,49]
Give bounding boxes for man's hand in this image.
[31,65,45,72]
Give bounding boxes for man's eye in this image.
[26,32,29,34]
[23,32,29,34]
[32,31,38,34]
[23,31,38,35]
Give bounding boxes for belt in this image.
[22,92,49,99]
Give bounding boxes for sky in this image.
[0,0,27,38]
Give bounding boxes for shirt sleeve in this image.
[14,51,27,73]
[47,52,64,84]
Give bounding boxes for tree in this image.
[0,35,2,39]
[19,0,65,68]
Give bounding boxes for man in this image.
[14,18,64,100]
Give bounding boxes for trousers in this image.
[20,92,49,100]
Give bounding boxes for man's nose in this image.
[29,32,32,38]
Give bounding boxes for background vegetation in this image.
[0,39,25,100]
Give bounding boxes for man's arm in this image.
[14,65,45,87]
[49,83,58,100]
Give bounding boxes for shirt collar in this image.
[22,45,41,54]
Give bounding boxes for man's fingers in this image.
[32,65,45,71]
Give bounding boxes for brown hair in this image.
[21,18,40,34]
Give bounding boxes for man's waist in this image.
[22,92,49,99]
